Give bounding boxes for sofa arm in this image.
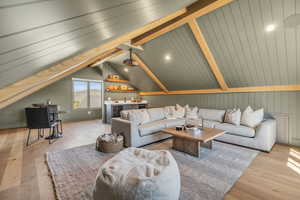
[255,119,277,152]
[111,118,139,147]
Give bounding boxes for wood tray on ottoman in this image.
[162,127,226,157]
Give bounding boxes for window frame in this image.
[72,78,104,110]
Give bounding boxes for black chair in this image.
[25,107,58,146]
[47,105,63,135]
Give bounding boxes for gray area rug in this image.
[46,140,258,200]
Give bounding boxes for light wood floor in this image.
[0,120,299,200]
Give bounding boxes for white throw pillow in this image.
[241,106,264,128]
[128,109,150,125]
[120,110,129,120]
[224,109,241,126]
[174,104,185,118]
[140,110,151,124]
[164,106,176,119]
[186,106,199,119]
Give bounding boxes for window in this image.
[72,79,103,109]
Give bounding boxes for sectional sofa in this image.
[111,107,276,152]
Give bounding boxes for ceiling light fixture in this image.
[164,54,171,61]
[265,24,276,32]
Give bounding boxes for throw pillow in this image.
[128,110,150,125]
[128,110,142,124]
[164,106,176,119]
[224,109,241,126]
[186,106,199,119]
[140,110,151,124]
[241,106,264,128]
[174,104,185,118]
[120,110,129,120]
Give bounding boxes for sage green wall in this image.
[144,92,300,146]
[0,66,137,129]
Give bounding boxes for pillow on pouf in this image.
[93,148,181,200]
[224,109,241,126]
[241,106,264,128]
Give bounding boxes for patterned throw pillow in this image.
[241,106,264,128]
[164,106,176,119]
[224,109,241,126]
[186,105,199,119]
[173,104,185,118]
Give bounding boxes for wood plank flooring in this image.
[0,120,299,200]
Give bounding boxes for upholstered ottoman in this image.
[93,147,181,200]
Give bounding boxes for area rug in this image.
[46,140,258,200]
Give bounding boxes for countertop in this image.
[104,100,148,105]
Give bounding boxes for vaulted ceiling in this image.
[198,0,300,88]
[2,0,300,109]
[0,0,195,88]
[109,0,300,95]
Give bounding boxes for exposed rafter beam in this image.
[139,85,300,96]
[132,0,234,46]
[188,18,228,90]
[132,53,168,93]
[0,9,187,109]
[90,50,125,67]
[0,49,120,109]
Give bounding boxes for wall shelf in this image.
[105,79,129,83]
[106,89,137,93]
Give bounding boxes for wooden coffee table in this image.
[162,127,226,157]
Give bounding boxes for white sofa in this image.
[111,107,276,152]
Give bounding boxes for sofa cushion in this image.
[215,123,255,138]
[138,121,166,137]
[164,106,176,119]
[147,108,165,122]
[198,109,226,122]
[127,109,148,125]
[162,119,185,128]
[224,109,241,126]
[186,106,199,119]
[174,104,185,118]
[140,109,151,124]
[241,106,264,128]
[203,120,221,128]
[186,119,221,128]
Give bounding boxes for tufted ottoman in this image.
[93,147,180,200]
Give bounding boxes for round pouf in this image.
[93,147,180,200]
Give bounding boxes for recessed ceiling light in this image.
[164,54,171,61]
[124,67,129,72]
[265,24,276,32]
